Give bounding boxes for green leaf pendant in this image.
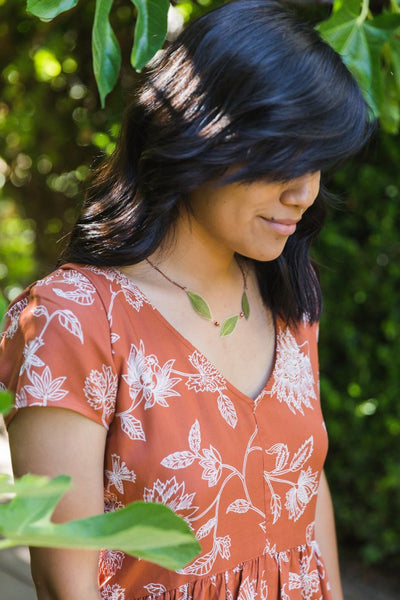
[220,315,239,337]
[186,292,212,320]
[185,276,249,336]
[241,292,250,319]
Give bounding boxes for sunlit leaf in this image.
[92,0,122,107]
[318,4,400,116]
[220,315,239,337]
[27,0,78,19]
[130,0,170,71]
[187,292,212,320]
[0,474,200,568]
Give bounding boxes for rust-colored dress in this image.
[0,264,332,600]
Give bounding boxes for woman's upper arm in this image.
[0,269,117,600]
[8,406,107,600]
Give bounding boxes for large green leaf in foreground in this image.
[0,474,200,570]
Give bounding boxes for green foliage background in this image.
[0,0,399,570]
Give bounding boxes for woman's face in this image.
[186,171,321,262]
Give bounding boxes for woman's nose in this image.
[280,172,321,210]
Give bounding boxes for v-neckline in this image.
[109,266,279,405]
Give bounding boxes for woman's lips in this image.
[261,217,299,236]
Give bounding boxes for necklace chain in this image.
[145,257,250,337]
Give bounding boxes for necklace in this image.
[145,257,250,337]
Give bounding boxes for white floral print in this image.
[238,577,258,600]
[24,366,68,405]
[84,365,117,427]
[143,476,198,522]
[164,422,266,575]
[285,467,319,522]
[144,583,168,595]
[123,341,181,409]
[105,453,136,495]
[175,354,238,429]
[270,329,316,414]
[264,437,318,523]
[99,550,125,578]
[20,337,44,375]
[15,387,28,408]
[3,297,28,339]
[118,341,181,441]
[100,583,125,600]
[186,351,226,393]
[199,446,223,487]
[48,270,97,305]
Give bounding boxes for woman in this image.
[0,1,373,599]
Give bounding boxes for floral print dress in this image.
[0,264,332,600]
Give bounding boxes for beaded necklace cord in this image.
[145,257,250,337]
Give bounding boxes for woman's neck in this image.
[150,211,239,293]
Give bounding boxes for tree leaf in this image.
[0,474,200,569]
[92,0,122,107]
[220,315,239,337]
[186,292,212,320]
[26,0,78,20]
[241,291,250,319]
[317,4,400,116]
[130,0,170,71]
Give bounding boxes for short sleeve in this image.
[0,268,117,429]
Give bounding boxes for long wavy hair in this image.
[60,0,374,326]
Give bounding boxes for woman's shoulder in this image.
[1,264,114,348]
[1,264,121,429]
[1,262,154,358]
[4,262,149,317]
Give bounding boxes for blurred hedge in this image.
[315,133,400,567]
[0,0,399,570]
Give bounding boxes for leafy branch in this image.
[318,0,400,132]
[26,0,169,107]
[24,0,400,132]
